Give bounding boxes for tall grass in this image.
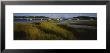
[14,23,43,40]
[14,22,76,40]
[37,22,76,39]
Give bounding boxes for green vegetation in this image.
[66,20,97,26]
[14,21,76,40]
[58,24,97,40]
[14,19,97,40]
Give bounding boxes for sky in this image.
[14,13,97,18]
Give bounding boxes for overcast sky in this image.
[14,13,97,18]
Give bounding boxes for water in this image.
[14,19,46,22]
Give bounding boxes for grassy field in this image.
[64,20,97,26]
[14,21,76,40]
[14,20,97,40]
[58,24,97,40]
